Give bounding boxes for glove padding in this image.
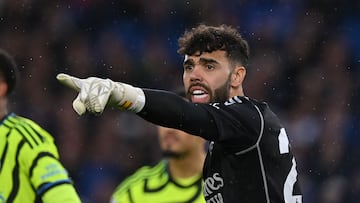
[56,73,145,115]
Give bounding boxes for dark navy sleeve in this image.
[137,89,262,149]
[137,89,218,140]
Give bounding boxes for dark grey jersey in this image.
[139,89,302,203]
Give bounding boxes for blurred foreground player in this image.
[0,49,81,203]
[111,123,206,203]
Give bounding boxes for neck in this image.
[168,149,206,179]
[230,86,244,98]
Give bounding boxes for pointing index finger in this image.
[56,73,82,92]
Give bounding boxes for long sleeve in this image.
[137,89,219,140]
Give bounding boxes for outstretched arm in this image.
[56,74,218,140]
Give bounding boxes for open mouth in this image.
[192,89,208,98]
[189,86,210,103]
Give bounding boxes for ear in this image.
[230,66,246,88]
[0,81,8,97]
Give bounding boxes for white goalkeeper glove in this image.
[56,73,145,115]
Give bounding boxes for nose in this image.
[188,66,203,82]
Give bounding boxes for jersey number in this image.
[278,128,302,203]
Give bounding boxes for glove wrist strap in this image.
[114,83,145,113]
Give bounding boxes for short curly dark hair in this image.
[0,49,18,95]
[177,24,250,66]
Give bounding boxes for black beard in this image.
[187,73,232,103]
[211,75,231,103]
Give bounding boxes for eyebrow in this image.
[183,57,219,66]
[183,59,193,66]
[199,57,219,65]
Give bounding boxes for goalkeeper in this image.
[57,24,302,203]
[0,49,81,203]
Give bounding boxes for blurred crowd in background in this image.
[0,0,359,202]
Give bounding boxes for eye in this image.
[184,64,193,71]
[206,64,215,70]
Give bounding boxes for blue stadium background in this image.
[1,0,359,202]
